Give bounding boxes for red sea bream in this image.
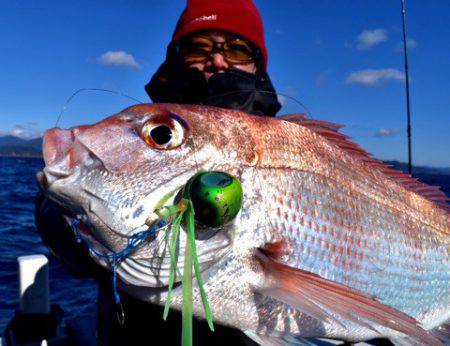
[39,104,450,345]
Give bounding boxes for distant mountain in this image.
[384,160,450,199]
[384,160,450,176]
[0,135,42,157]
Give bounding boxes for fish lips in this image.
[37,167,126,256]
[37,167,90,220]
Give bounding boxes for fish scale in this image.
[250,117,449,322]
[258,164,449,330]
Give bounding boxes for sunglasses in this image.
[176,35,258,65]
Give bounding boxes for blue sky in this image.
[1,0,449,166]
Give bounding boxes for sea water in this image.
[0,157,96,331]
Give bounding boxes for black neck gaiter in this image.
[145,62,281,117]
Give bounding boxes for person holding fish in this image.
[36,0,450,344]
[36,0,281,344]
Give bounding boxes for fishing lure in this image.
[163,171,243,346]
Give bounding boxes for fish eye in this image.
[150,125,172,145]
[141,115,186,150]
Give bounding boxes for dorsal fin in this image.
[279,114,449,211]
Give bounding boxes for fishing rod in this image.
[401,0,413,175]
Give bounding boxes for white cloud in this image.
[98,51,139,69]
[345,68,405,87]
[375,128,400,138]
[0,125,43,139]
[356,29,388,50]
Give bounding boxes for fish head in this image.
[38,103,262,295]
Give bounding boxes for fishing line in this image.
[204,89,313,118]
[55,88,144,127]
[115,299,125,326]
[191,135,201,174]
[70,218,167,304]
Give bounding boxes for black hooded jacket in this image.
[146,60,281,117]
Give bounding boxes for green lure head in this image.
[183,171,243,227]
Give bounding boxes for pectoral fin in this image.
[256,245,442,346]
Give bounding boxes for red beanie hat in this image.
[172,0,268,71]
